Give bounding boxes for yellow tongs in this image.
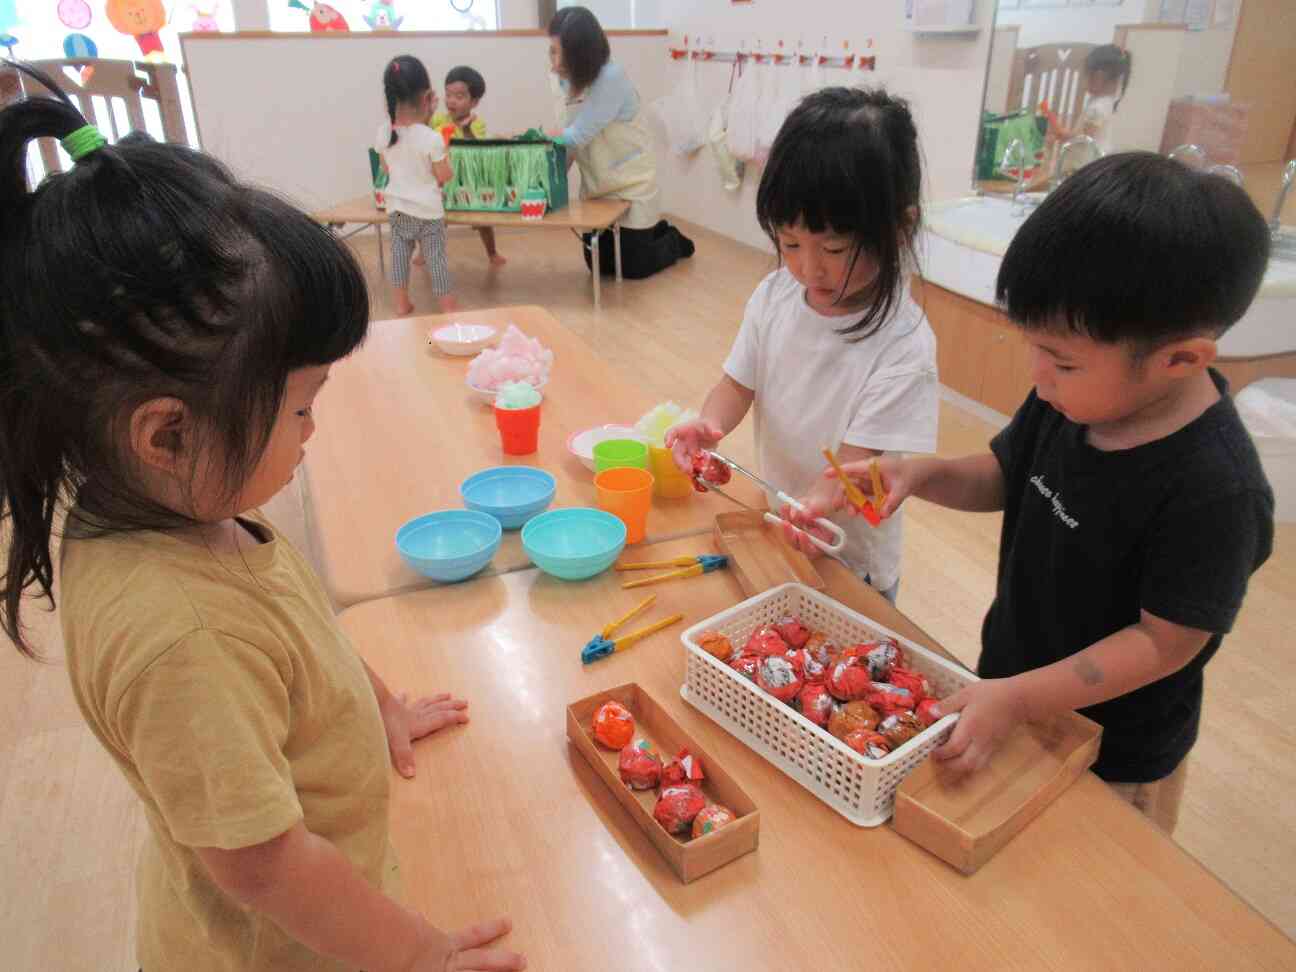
[697,450,846,555]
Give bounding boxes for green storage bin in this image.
[443,138,569,214]
[975,110,1048,182]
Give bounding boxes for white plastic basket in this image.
[680,583,977,827]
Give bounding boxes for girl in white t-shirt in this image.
[1052,45,1132,156]
[375,55,456,316]
[666,87,939,601]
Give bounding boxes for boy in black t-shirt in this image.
[823,153,1274,833]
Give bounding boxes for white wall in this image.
[654,0,995,250]
[498,0,539,29]
[1108,26,1184,151]
[996,3,1140,47]
[1172,18,1239,97]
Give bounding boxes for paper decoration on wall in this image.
[363,0,401,31]
[190,2,220,31]
[63,32,97,57]
[106,0,167,58]
[288,0,349,32]
[57,0,92,29]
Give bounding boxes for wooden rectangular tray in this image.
[892,711,1102,874]
[566,682,759,883]
[713,511,825,597]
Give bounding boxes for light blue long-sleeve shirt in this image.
[560,62,640,148]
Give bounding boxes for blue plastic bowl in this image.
[395,510,502,582]
[459,466,556,530]
[521,507,627,581]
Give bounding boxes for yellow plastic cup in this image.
[593,438,648,474]
[594,466,654,545]
[649,445,693,499]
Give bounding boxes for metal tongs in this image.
[698,450,846,555]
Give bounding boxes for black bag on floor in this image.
[581,219,695,279]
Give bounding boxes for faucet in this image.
[1000,137,1028,215]
[1270,159,1296,236]
[1207,163,1244,187]
[1054,135,1102,189]
[1168,144,1207,169]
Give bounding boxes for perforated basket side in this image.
[680,583,974,825]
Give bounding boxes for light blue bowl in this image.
[459,466,556,530]
[395,510,501,582]
[521,507,626,581]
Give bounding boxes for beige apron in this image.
[562,92,662,230]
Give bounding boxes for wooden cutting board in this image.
[892,711,1102,874]
[713,511,825,597]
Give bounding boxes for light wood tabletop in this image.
[340,534,1296,971]
[305,306,766,607]
[313,194,631,232]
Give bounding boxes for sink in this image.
[922,197,1296,357]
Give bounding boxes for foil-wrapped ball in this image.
[592,700,635,750]
[691,804,737,839]
[879,710,923,748]
[618,739,662,790]
[774,615,811,649]
[756,655,803,704]
[828,700,881,740]
[843,729,892,759]
[653,784,706,835]
[697,630,736,662]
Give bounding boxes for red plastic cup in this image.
[495,402,541,455]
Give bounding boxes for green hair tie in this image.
[62,124,107,163]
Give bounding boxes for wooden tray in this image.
[892,711,1102,874]
[566,682,759,883]
[713,511,825,597]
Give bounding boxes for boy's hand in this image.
[929,677,1029,777]
[829,455,917,519]
[379,691,469,779]
[664,419,724,473]
[411,917,526,972]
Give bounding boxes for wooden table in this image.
[306,306,764,607]
[313,195,632,309]
[340,536,1296,971]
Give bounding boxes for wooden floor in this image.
[2,218,1293,968]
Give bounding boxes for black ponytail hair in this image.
[0,64,369,657]
[382,54,432,147]
[548,6,610,95]
[1087,44,1133,110]
[756,86,923,342]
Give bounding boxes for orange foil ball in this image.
[592,700,635,750]
[691,804,737,839]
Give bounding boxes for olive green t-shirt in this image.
[61,512,399,971]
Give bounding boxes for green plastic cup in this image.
[593,438,649,474]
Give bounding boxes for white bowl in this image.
[429,322,498,356]
[467,375,548,405]
[566,424,647,472]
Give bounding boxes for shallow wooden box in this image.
[713,510,825,597]
[892,711,1102,874]
[566,682,760,883]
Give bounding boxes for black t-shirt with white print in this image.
[982,370,1273,783]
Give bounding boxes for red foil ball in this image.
[592,700,635,750]
[744,626,789,658]
[729,654,761,681]
[774,615,811,649]
[661,747,705,787]
[915,698,943,728]
[691,452,731,492]
[785,648,827,684]
[756,655,803,704]
[691,804,737,839]
[826,656,873,701]
[843,729,892,759]
[654,784,706,835]
[797,683,835,727]
[618,739,662,790]
[887,666,931,704]
[866,681,916,713]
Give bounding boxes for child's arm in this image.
[430,154,453,187]
[664,375,755,472]
[362,659,468,779]
[931,611,1211,777]
[196,823,524,972]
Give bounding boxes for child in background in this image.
[830,154,1273,833]
[1051,44,1131,156]
[427,65,505,267]
[666,87,939,602]
[377,54,456,316]
[0,65,524,972]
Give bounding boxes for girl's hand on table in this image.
[379,692,469,779]
[411,917,526,972]
[929,677,1029,777]
[664,419,724,474]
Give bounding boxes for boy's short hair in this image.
[996,152,1270,348]
[445,65,485,101]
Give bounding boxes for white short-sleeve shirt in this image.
[723,268,939,590]
[375,122,446,220]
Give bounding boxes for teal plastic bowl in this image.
[460,466,556,530]
[395,510,501,582]
[521,507,626,581]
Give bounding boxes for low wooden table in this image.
[313,195,631,309]
[339,536,1296,970]
[305,306,765,607]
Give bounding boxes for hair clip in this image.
[62,124,106,163]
